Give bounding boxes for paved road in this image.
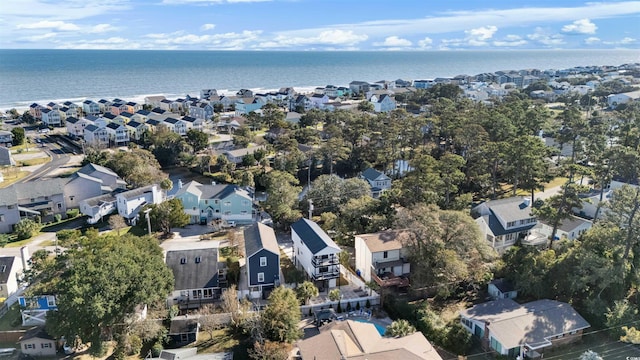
[16,135,76,183]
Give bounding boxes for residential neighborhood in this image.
[0,61,639,360]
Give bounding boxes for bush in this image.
[365,299,371,309]
[66,209,80,218]
[54,214,62,223]
[14,218,40,240]
[337,302,342,313]
[356,302,361,310]
[151,342,163,357]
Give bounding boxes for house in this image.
[290,94,312,112]
[309,93,329,109]
[488,278,518,300]
[145,95,166,108]
[607,89,640,108]
[29,103,43,119]
[285,111,302,124]
[223,145,266,164]
[0,147,16,167]
[181,116,205,131]
[18,295,57,326]
[0,130,13,147]
[126,120,147,141]
[166,248,223,309]
[291,218,341,289]
[201,89,218,99]
[64,170,112,209]
[175,181,253,224]
[234,97,264,115]
[163,117,187,136]
[116,184,164,224]
[80,193,117,224]
[97,99,112,112]
[354,230,410,288]
[83,124,109,148]
[297,319,443,360]
[534,216,592,241]
[188,102,214,120]
[243,223,280,299]
[471,197,537,252]
[82,100,100,115]
[77,163,126,192]
[460,299,590,357]
[359,168,391,199]
[105,122,130,146]
[0,178,68,232]
[0,256,22,298]
[59,106,78,120]
[237,89,254,98]
[349,81,370,94]
[168,316,200,346]
[370,94,397,112]
[65,117,90,138]
[576,180,639,219]
[40,108,61,127]
[18,327,57,357]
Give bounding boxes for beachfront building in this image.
[82,100,100,115]
[188,102,214,120]
[41,108,61,127]
[291,218,341,290]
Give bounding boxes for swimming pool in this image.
[354,319,386,336]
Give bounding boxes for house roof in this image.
[297,320,442,360]
[0,257,17,284]
[555,215,592,233]
[356,230,407,253]
[117,184,158,201]
[0,147,16,166]
[85,124,100,132]
[244,223,279,258]
[224,145,266,159]
[361,168,388,182]
[291,218,340,255]
[106,122,122,130]
[78,163,120,178]
[0,178,68,205]
[175,181,251,201]
[490,278,516,293]
[66,116,79,124]
[169,317,199,335]
[460,298,590,350]
[19,326,55,342]
[165,248,219,291]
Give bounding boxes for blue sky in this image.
[1,0,639,50]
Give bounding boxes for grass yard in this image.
[5,237,35,248]
[0,170,29,188]
[499,177,569,198]
[0,305,28,331]
[17,157,50,167]
[195,328,251,359]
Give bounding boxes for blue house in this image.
[360,168,392,198]
[243,223,280,299]
[175,181,253,225]
[18,295,57,326]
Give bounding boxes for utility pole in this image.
[308,199,313,220]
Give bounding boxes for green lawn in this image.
[195,329,250,359]
[0,305,27,331]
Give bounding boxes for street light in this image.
[143,208,152,235]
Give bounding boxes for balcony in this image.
[372,257,409,272]
[372,271,410,288]
[312,255,339,267]
[312,267,340,281]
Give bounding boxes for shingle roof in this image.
[244,223,279,258]
[0,147,16,166]
[0,178,68,204]
[460,299,590,349]
[78,163,119,178]
[361,168,386,182]
[19,326,55,342]
[291,218,340,255]
[490,278,516,293]
[356,230,407,253]
[165,248,219,290]
[0,257,17,284]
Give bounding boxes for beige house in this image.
[354,230,410,288]
[0,256,22,298]
[19,327,57,357]
[297,319,442,360]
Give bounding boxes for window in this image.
[224,201,231,206]
[180,258,186,264]
[240,211,248,215]
[193,207,196,211]
[57,203,62,209]
[260,257,267,267]
[0,215,4,222]
[203,288,213,298]
[507,221,516,228]
[192,289,202,299]
[47,296,56,307]
[257,272,265,282]
[195,256,201,264]
[205,200,208,204]
[24,344,35,350]
[45,196,49,201]
[41,343,52,348]
[383,251,388,259]
[214,200,219,204]
[181,334,188,342]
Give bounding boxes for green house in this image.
[175,180,253,224]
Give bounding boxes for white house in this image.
[0,256,22,298]
[472,197,537,253]
[116,184,165,224]
[40,108,61,127]
[291,218,341,289]
[84,124,109,148]
[534,216,592,241]
[460,299,590,358]
[354,230,410,288]
[359,168,391,199]
[223,145,266,164]
[369,94,397,112]
[607,89,640,108]
[105,122,130,146]
[487,278,518,300]
[66,117,91,138]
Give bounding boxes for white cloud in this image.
[561,19,597,34]
[527,27,565,46]
[619,37,636,44]
[465,25,497,40]
[88,23,118,33]
[584,37,600,44]
[373,36,412,47]
[24,32,58,42]
[417,37,433,48]
[264,29,368,48]
[152,30,262,49]
[17,20,80,31]
[201,23,216,31]
[603,37,637,45]
[492,34,527,47]
[4,0,129,21]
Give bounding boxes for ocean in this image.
[0,49,638,110]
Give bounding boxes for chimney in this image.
[20,246,30,270]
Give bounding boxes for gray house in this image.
[0,131,13,147]
[243,223,280,299]
[0,178,68,233]
[0,256,22,298]
[0,146,16,166]
[360,168,391,199]
[166,248,224,310]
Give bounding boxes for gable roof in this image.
[356,230,407,253]
[490,278,516,293]
[0,257,17,284]
[297,320,442,360]
[78,163,119,178]
[19,326,55,342]
[175,181,251,201]
[361,168,389,182]
[244,223,279,258]
[165,248,219,290]
[0,178,68,205]
[291,218,340,254]
[460,299,590,350]
[0,147,16,166]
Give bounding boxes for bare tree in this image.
[108,215,127,235]
[197,304,224,339]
